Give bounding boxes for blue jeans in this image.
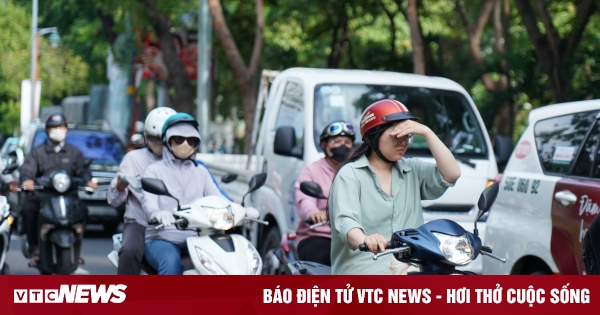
[144,240,188,275]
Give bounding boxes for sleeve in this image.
[329,165,364,248]
[295,167,321,222]
[73,149,92,183]
[142,166,161,219]
[414,159,456,200]
[199,167,223,198]
[19,148,38,183]
[107,154,131,207]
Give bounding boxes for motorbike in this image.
[285,181,506,275]
[108,173,269,275]
[18,163,96,275]
[0,162,19,274]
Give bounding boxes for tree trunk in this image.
[208,0,264,155]
[140,0,194,113]
[406,0,425,75]
[327,10,349,69]
[514,0,596,103]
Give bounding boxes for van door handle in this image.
[554,190,577,206]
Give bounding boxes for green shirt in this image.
[329,154,455,275]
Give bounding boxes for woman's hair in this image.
[325,122,396,223]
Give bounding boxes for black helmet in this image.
[320,120,356,143]
[45,112,67,128]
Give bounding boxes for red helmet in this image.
[359,99,419,137]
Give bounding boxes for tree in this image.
[208,0,264,154]
[515,0,597,102]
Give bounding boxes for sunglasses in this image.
[391,134,414,145]
[326,122,355,137]
[170,136,200,147]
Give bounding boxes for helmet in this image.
[161,112,199,142]
[320,121,356,142]
[144,107,177,138]
[359,99,419,138]
[45,112,67,128]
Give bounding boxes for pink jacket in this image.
[295,158,335,244]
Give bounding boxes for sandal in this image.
[28,254,41,268]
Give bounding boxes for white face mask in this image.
[171,141,195,160]
[49,129,67,143]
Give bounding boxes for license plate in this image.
[78,189,108,200]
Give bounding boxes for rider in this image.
[328,99,461,275]
[294,120,355,266]
[142,113,226,275]
[19,113,98,268]
[107,107,177,275]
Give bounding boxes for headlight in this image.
[246,244,260,274]
[195,247,228,275]
[52,173,71,193]
[432,232,473,265]
[208,207,234,230]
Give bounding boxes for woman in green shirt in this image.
[328,99,461,275]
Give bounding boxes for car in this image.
[16,122,126,234]
[483,99,600,275]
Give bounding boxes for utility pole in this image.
[29,0,38,122]
[197,0,212,153]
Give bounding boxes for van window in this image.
[275,81,304,148]
[534,111,599,175]
[571,122,600,177]
[313,84,487,157]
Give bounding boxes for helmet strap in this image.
[363,134,394,164]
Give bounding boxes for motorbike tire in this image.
[259,227,281,275]
[0,264,10,275]
[58,248,74,275]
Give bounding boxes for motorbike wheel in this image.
[259,227,281,275]
[58,248,74,275]
[0,264,11,275]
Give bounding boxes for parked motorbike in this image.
[108,173,269,275]
[18,164,96,275]
[0,162,19,274]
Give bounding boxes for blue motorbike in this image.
[285,181,505,275]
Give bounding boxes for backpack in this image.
[582,214,600,275]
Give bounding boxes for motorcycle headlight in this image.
[208,207,234,230]
[246,244,260,274]
[52,173,71,193]
[195,247,228,275]
[432,232,473,265]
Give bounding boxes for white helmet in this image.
[144,107,177,138]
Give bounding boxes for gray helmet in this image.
[45,113,67,128]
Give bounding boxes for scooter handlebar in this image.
[358,242,393,251]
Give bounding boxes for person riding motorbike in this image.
[142,113,227,275]
[328,99,461,275]
[107,107,177,275]
[19,113,98,268]
[294,120,356,266]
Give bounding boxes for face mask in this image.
[329,145,352,163]
[171,140,196,160]
[49,129,66,143]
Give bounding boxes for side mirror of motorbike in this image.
[141,177,182,209]
[2,163,19,175]
[300,181,326,199]
[241,173,267,207]
[221,173,238,184]
[473,182,500,237]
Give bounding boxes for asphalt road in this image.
[5,224,119,275]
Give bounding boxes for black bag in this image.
[582,214,600,274]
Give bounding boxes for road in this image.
[5,224,118,275]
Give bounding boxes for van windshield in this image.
[313,84,488,158]
[33,129,125,166]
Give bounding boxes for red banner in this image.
[2,276,597,314]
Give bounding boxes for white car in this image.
[483,99,600,275]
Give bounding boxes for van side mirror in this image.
[221,173,238,184]
[241,173,267,207]
[300,181,326,199]
[493,135,513,165]
[274,126,302,159]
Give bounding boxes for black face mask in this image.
[329,145,352,163]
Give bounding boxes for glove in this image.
[151,210,176,227]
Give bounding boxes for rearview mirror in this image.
[2,163,18,175]
[7,148,24,166]
[141,178,171,197]
[84,159,93,168]
[477,182,499,213]
[248,173,267,193]
[274,126,303,159]
[300,181,326,199]
[493,135,513,166]
[221,173,238,184]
